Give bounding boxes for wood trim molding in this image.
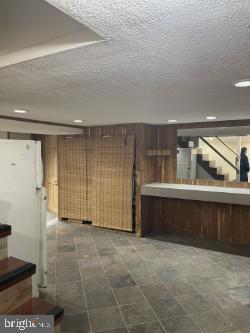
[0,115,83,129]
[176,119,250,129]
[1,116,250,131]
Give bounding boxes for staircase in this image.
[194,148,230,181]
[177,136,230,181]
[0,223,64,331]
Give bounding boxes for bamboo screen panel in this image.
[90,135,135,231]
[58,136,91,221]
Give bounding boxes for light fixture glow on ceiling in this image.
[234,80,250,88]
[167,119,177,123]
[73,119,83,123]
[206,116,216,120]
[14,109,28,114]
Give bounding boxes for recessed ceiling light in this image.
[234,80,250,88]
[14,109,28,114]
[206,116,216,120]
[73,119,83,123]
[167,119,178,123]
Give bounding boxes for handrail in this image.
[199,137,239,172]
[215,137,240,159]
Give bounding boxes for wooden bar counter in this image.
[141,183,250,246]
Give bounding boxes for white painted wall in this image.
[177,148,197,179]
[0,132,8,139]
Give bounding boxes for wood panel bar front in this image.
[141,195,250,246]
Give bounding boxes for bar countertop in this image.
[141,183,250,206]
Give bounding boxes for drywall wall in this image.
[0,132,8,139]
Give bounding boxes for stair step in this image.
[0,241,8,261]
[0,224,11,261]
[197,154,226,181]
[0,224,11,239]
[0,257,36,292]
[202,154,210,161]
[216,167,223,175]
[209,160,216,168]
[9,298,64,327]
[196,148,203,154]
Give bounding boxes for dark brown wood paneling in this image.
[141,125,177,184]
[141,196,250,246]
[56,121,249,236]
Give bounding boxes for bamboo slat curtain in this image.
[58,135,135,231]
[58,136,90,221]
[90,136,135,231]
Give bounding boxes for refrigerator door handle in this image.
[35,141,43,189]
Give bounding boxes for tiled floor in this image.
[41,220,250,333]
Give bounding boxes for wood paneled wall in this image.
[141,196,250,246]
[53,121,249,235]
[134,124,177,235]
[141,125,177,184]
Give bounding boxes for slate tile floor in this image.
[41,219,250,333]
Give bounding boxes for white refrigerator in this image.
[0,140,47,296]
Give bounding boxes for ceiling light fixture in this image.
[167,119,178,123]
[14,109,28,114]
[206,116,216,120]
[73,119,83,123]
[234,80,250,88]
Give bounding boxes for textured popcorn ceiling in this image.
[0,0,102,62]
[0,0,249,126]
